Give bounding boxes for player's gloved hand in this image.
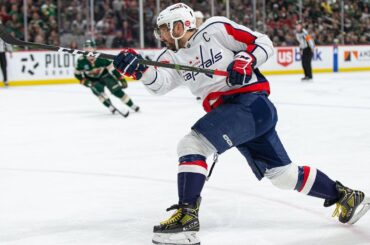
[80,78,91,87]
[113,48,148,80]
[226,51,255,86]
[120,77,128,88]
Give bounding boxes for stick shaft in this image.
[0,25,228,76]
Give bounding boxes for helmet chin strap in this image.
[170,27,187,50]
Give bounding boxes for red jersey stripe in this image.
[202,81,271,112]
[298,166,311,192]
[179,160,208,170]
[224,23,257,45]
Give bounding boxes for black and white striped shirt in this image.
[296,29,315,50]
[0,38,13,53]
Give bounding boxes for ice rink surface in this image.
[1,72,370,245]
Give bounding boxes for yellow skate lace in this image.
[332,203,347,218]
[332,191,359,218]
[160,208,183,225]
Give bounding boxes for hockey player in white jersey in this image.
[113,3,369,245]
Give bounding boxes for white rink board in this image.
[2,45,369,85]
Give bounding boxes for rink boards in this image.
[1,45,369,86]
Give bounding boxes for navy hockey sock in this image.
[178,154,207,204]
[295,166,339,200]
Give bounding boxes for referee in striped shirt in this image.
[0,35,13,86]
[296,22,315,81]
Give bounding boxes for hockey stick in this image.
[111,104,129,118]
[0,25,228,77]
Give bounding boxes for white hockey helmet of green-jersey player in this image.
[154,3,196,49]
[83,40,97,51]
[83,39,97,61]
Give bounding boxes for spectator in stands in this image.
[1,0,369,49]
[122,20,135,47]
[96,14,109,34]
[359,36,368,44]
[47,30,59,46]
[71,14,85,36]
[69,39,78,49]
[112,30,127,48]
[48,16,58,33]
[34,34,45,44]
[29,24,45,43]
[0,5,10,23]
[8,3,22,23]
[29,12,45,30]
[5,13,23,39]
[41,0,56,18]
[194,11,204,28]
[104,13,116,35]
[95,33,106,48]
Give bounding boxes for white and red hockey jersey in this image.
[140,16,274,112]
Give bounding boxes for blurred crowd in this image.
[1,0,59,46]
[0,0,369,49]
[263,0,370,46]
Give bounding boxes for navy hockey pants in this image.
[192,92,291,180]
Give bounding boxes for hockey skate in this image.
[152,198,201,245]
[131,104,140,112]
[301,77,312,82]
[324,181,370,224]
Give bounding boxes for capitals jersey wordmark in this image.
[183,45,222,81]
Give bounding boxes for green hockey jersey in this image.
[74,56,122,82]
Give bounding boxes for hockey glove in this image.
[113,48,148,80]
[120,77,128,88]
[226,51,255,87]
[80,78,92,87]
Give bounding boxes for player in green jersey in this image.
[74,40,140,117]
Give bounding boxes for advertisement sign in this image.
[276,48,294,67]
[7,51,76,82]
[339,46,370,71]
[260,46,333,74]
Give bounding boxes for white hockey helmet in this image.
[154,3,196,40]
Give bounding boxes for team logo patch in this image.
[185,20,190,27]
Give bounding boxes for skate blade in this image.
[152,232,200,245]
[348,197,370,225]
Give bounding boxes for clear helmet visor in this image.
[154,24,170,40]
[83,47,96,52]
[154,27,161,40]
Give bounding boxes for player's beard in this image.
[163,40,176,51]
